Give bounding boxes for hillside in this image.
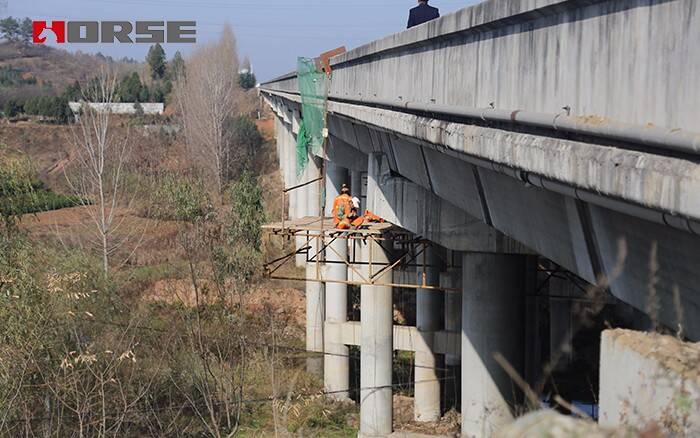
[0,41,141,105]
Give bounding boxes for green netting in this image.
[296,57,328,177]
[296,121,309,175]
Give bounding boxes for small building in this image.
[68,102,164,116]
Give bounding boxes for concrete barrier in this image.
[600,329,700,434]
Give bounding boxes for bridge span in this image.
[260,0,700,435]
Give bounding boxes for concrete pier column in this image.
[324,235,349,400]
[324,163,350,399]
[350,169,366,209]
[461,253,527,437]
[415,245,443,422]
[441,264,462,410]
[305,155,324,375]
[360,236,393,437]
[325,162,348,216]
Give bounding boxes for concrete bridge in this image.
[259,0,700,436]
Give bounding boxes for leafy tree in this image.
[169,50,185,79]
[19,18,33,43]
[229,115,263,160]
[238,71,256,90]
[212,172,265,286]
[151,173,213,223]
[226,171,264,250]
[3,99,22,118]
[0,157,36,228]
[146,43,167,80]
[0,17,20,42]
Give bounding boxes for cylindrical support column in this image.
[461,253,527,437]
[350,169,366,211]
[325,162,349,217]
[415,245,443,422]
[324,234,350,399]
[324,160,350,398]
[360,237,393,437]
[305,155,324,375]
[442,266,462,366]
[441,264,462,411]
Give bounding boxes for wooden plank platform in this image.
[263,216,400,236]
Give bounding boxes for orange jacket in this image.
[332,194,353,226]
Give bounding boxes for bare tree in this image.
[175,24,243,197]
[66,68,136,276]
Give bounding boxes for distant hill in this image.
[0,42,141,106]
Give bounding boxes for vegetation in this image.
[170,50,186,79]
[0,65,37,87]
[23,95,73,123]
[0,24,359,437]
[239,71,257,90]
[0,17,32,43]
[0,157,83,223]
[147,43,167,80]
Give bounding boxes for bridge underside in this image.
[267,94,700,341]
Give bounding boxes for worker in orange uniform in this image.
[332,184,354,229]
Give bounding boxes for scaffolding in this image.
[263,213,457,292]
[263,46,454,292]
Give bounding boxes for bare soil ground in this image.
[394,395,461,437]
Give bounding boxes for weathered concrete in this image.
[497,410,632,438]
[324,235,349,400]
[359,237,394,437]
[461,252,527,437]
[441,266,462,367]
[324,321,460,356]
[305,154,324,375]
[267,0,700,134]
[599,329,700,435]
[365,151,529,254]
[325,162,348,217]
[441,264,462,412]
[267,95,700,340]
[323,159,350,398]
[414,246,444,422]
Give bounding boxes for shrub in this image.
[150,173,214,223]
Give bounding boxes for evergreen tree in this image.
[3,99,22,118]
[63,81,82,101]
[169,51,186,79]
[0,17,20,41]
[118,72,145,102]
[238,71,256,90]
[146,43,167,80]
[19,18,33,43]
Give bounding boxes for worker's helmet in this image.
[341,184,350,194]
[351,197,360,210]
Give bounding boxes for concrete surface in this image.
[599,329,700,435]
[461,252,527,437]
[496,410,631,438]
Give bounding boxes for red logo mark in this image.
[32,21,66,44]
